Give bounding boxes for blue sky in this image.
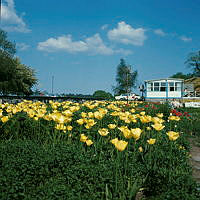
[1,0,200,95]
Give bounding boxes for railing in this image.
[183,91,200,97]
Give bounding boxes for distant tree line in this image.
[0,29,37,95]
[170,50,200,79]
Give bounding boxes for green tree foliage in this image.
[0,29,37,95]
[113,58,138,95]
[185,50,200,77]
[0,29,16,57]
[93,90,114,100]
[170,72,193,80]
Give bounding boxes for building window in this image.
[154,82,159,91]
[175,82,181,91]
[160,82,166,91]
[169,82,174,91]
[169,82,181,91]
[147,83,153,91]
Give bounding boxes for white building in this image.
[144,78,184,100]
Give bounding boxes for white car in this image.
[115,93,141,100]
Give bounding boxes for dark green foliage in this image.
[170,72,193,80]
[0,140,141,200]
[0,29,37,95]
[113,58,138,95]
[185,50,200,77]
[93,90,114,100]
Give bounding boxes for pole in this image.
[52,76,54,94]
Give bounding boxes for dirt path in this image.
[190,138,200,183]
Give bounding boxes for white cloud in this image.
[107,21,147,46]
[101,24,109,30]
[37,33,131,56]
[180,36,192,42]
[154,29,166,36]
[16,43,30,51]
[1,0,30,33]
[85,34,114,55]
[37,35,88,53]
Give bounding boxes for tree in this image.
[0,29,16,57]
[0,29,37,95]
[170,72,193,80]
[185,50,200,77]
[113,58,138,96]
[93,90,114,100]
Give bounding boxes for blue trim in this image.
[166,80,168,99]
[181,82,184,97]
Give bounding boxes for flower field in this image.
[0,100,200,199]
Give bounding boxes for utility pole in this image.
[51,76,54,94]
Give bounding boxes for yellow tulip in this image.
[1,116,9,123]
[152,117,164,124]
[94,111,103,120]
[147,138,156,144]
[168,116,180,121]
[113,140,128,152]
[80,134,88,142]
[166,131,179,141]
[151,123,165,131]
[86,139,93,146]
[108,124,116,129]
[146,127,151,131]
[140,111,145,116]
[66,125,73,131]
[81,112,87,118]
[139,146,143,152]
[98,128,109,136]
[77,118,84,125]
[131,128,142,141]
[110,138,119,145]
[118,126,132,139]
[157,113,163,118]
[140,115,152,123]
[55,123,66,131]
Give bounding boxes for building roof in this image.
[144,78,184,82]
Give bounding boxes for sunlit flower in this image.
[80,134,88,142]
[152,117,164,124]
[140,115,152,123]
[111,138,128,152]
[146,127,151,131]
[157,113,163,118]
[108,124,116,129]
[131,128,142,141]
[151,123,165,131]
[166,131,179,141]
[77,118,84,125]
[139,146,143,152]
[86,139,93,146]
[66,125,73,131]
[110,138,119,145]
[94,111,103,120]
[147,138,156,144]
[55,123,66,131]
[98,128,109,136]
[1,116,9,123]
[168,116,180,121]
